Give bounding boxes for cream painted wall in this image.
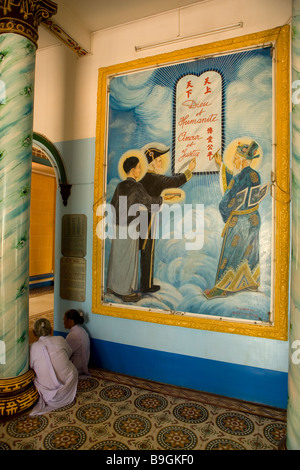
[34,0,291,142]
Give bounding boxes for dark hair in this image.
[123,156,139,174]
[64,309,84,325]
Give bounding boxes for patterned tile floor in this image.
[0,368,286,451]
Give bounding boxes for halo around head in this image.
[141,142,170,175]
[118,149,148,181]
[223,137,263,173]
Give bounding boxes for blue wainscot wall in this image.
[56,330,288,409]
[89,337,288,409]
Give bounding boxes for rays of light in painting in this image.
[103,45,273,323]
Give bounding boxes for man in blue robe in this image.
[204,140,262,299]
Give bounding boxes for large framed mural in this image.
[93,26,290,339]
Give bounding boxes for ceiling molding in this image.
[42,20,89,56]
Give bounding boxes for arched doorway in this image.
[32,132,71,207]
[28,133,71,343]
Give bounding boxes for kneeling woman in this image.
[30,318,78,415]
[64,309,90,377]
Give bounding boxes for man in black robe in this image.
[139,147,196,293]
[107,156,163,302]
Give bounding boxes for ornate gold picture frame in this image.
[93,26,290,340]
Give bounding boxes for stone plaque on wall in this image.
[61,214,87,257]
[60,257,86,301]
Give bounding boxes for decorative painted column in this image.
[0,0,57,416]
[287,0,300,450]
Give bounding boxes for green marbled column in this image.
[287,0,300,450]
[0,33,36,378]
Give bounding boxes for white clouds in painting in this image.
[135,85,172,142]
[225,55,273,183]
[104,51,273,322]
[109,70,153,110]
[109,70,173,146]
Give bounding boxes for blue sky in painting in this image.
[104,47,273,322]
